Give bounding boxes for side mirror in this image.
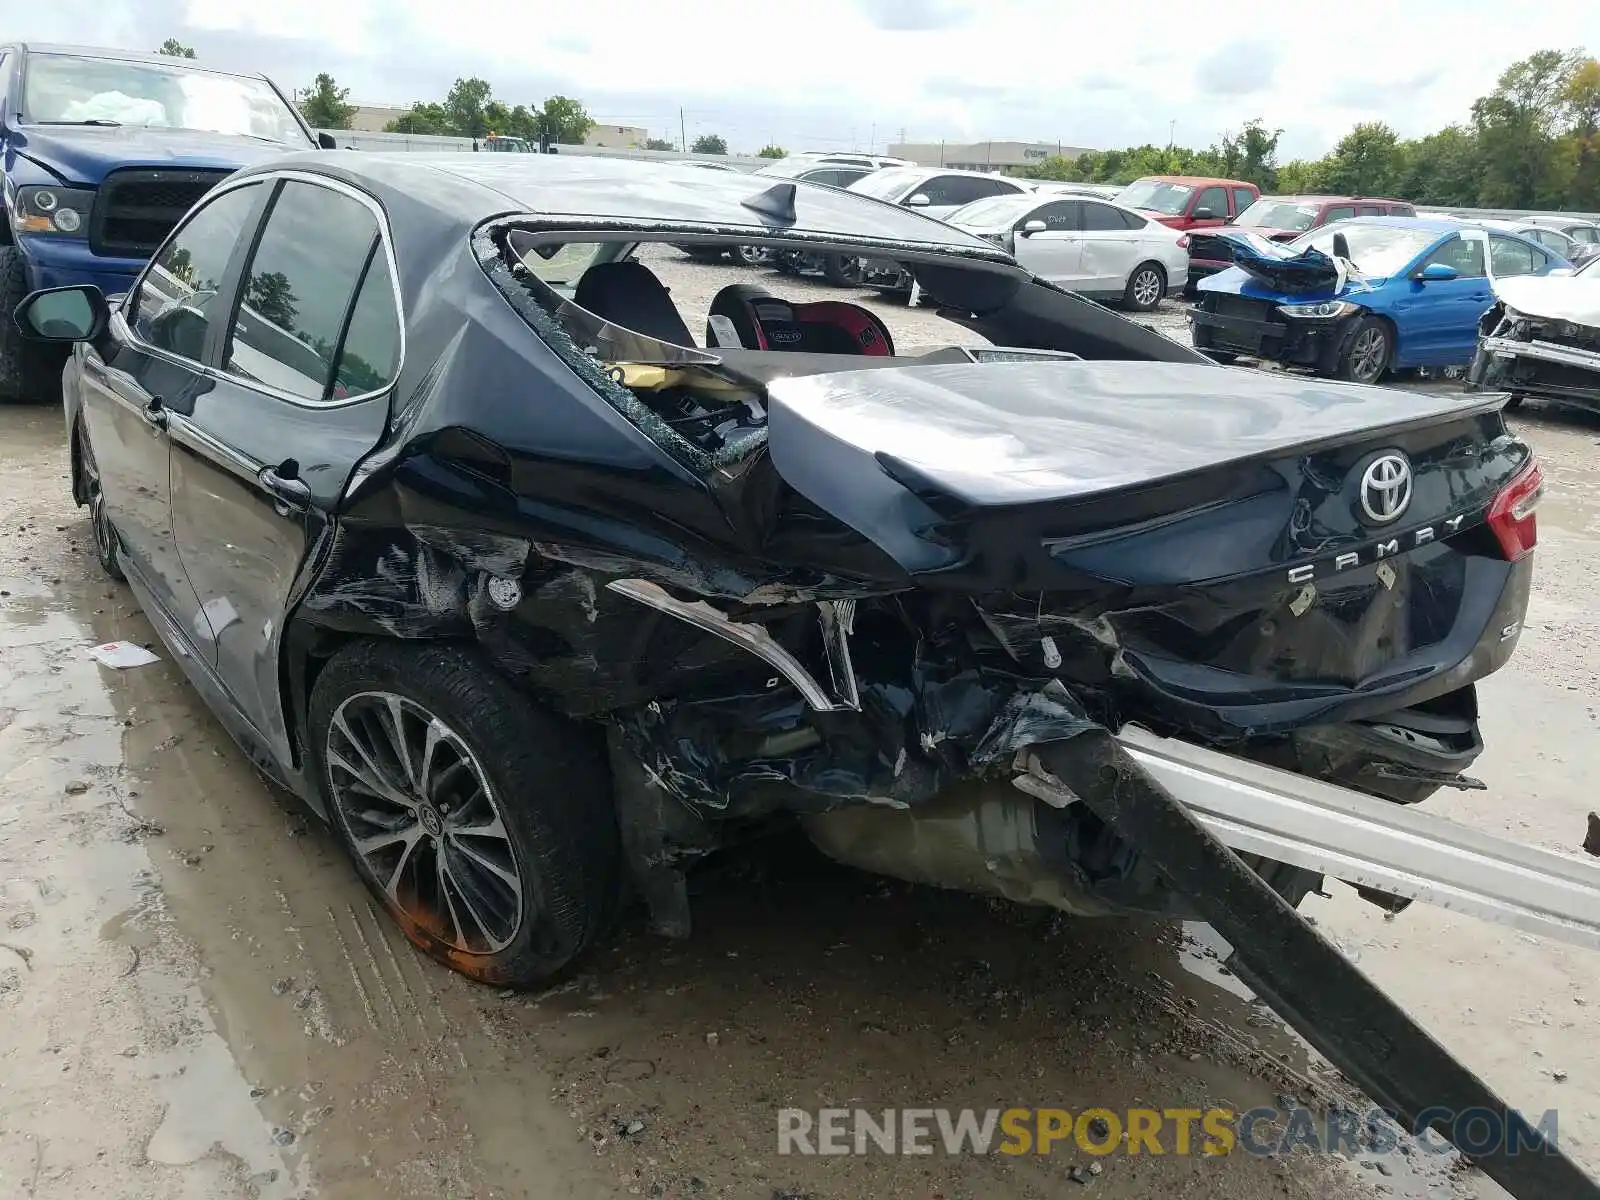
[14,285,109,342]
[316,131,339,149]
[1020,220,1047,236]
[906,193,932,207]
[1418,262,1459,282]
[1192,207,1218,220]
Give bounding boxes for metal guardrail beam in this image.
[1112,726,1600,949]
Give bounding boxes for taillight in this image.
[1176,235,1190,249]
[1486,458,1544,561]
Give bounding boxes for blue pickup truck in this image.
[0,42,331,401]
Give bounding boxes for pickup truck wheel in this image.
[1336,317,1393,385]
[310,641,620,988]
[733,245,776,267]
[0,245,69,405]
[1123,262,1166,312]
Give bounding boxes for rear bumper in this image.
[17,233,142,298]
[1468,334,1600,405]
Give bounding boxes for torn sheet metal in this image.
[1028,728,1600,1200]
[1204,230,1368,297]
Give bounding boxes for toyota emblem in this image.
[1359,453,1413,524]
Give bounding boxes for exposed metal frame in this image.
[1014,726,1600,950]
[606,579,861,712]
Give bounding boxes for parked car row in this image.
[1190,217,1577,386]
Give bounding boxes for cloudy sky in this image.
[14,1,1600,158]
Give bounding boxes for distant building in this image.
[887,140,1093,174]
[584,124,649,149]
[349,103,411,133]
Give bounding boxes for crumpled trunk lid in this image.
[763,359,1533,735]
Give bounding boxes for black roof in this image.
[8,42,268,80]
[236,151,1017,257]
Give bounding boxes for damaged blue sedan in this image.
[1190,217,1570,384]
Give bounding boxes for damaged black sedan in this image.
[17,153,1545,992]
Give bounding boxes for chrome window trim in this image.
[122,168,407,411]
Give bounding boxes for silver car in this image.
[948,192,1190,311]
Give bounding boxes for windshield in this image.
[1236,200,1320,232]
[1114,179,1192,215]
[22,53,310,144]
[756,157,835,180]
[1288,222,1442,278]
[949,196,1034,228]
[848,169,924,201]
[1578,255,1600,277]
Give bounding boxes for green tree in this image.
[691,133,727,155]
[1275,159,1318,193]
[1312,121,1402,196]
[1392,125,1481,206]
[1471,49,1583,207]
[385,102,449,135]
[1213,119,1282,189]
[1559,56,1600,209]
[444,76,494,138]
[536,95,594,145]
[645,137,676,151]
[299,73,357,129]
[757,144,787,159]
[157,38,196,58]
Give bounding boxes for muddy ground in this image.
[1,258,1597,1200]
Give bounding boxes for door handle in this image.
[259,461,311,515]
[142,397,167,430]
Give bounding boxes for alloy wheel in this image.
[1350,327,1389,383]
[325,691,525,955]
[1132,268,1162,308]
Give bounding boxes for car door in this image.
[167,174,401,766]
[1187,185,1229,228]
[1075,200,1141,293]
[1396,233,1490,365]
[78,180,270,635]
[1011,200,1083,284]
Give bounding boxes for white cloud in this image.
[10,0,1600,159]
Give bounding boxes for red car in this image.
[1112,175,1261,232]
[1185,194,1416,287]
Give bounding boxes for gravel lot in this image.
[1,254,1596,1200]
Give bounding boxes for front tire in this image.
[1335,316,1393,385]
[309,641,619,987]
[75,419,125,582]
[1123,262,1165,312]
[0,245,68,405]
[823,253,865,286]
[733,245,775,268]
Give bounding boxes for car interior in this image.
[502,230,1082,463]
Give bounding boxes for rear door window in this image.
[1230,187,1255,215]
[223,179,396,403]
[1323,205,1357,223]
[1488,235,1538,277]
[1572,227,1600,244]
[1357,205,1382,216]
[1081,201,1132,231]
[130,182,264,363]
